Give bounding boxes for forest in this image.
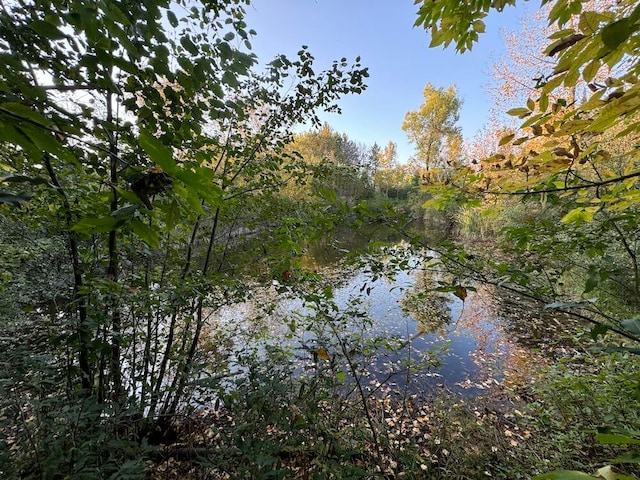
[0,0,639,478]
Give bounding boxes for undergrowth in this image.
[142,345,640,479]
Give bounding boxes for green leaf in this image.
[180,36,198,56]
[506,107,530,117]
[129,219,159,249]
[173,183,204,214]
[0,191,31,205]
[222,70,239,88]
[1,102,52,127]
[533,470,597,479]
[601,18,633,50]
[473,20,486,33]
[579,11,603,35]
[589,324,608,340]
[28,20,66,39]
[111,204,139,218]
[621,318,640,336]
[71,216,123,234]
[611,452,640,464]
[139,130,176,174]
[105,3,131,25]
[157,199,180,230]
[1,173,49,186]
[167,11,179,28]
[317,187,338,202]
[583,59,601,82]
[596,433,640,445]
[560,206,599,225]
[499,133,515,146]
[539,93,549,112]
[335,371,346,382]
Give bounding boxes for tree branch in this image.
[479,169,640,196]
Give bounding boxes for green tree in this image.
[287,124,374,201]
[402,83,462,181]
[414,0,640,308]
[374,140,397,196]
[413,0,640,475]
[0,0,368,475]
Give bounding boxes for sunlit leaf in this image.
[129,219,159,249]
[506,107,530,117]
[499,133,515,145]
[139,130,176,174]
[560,206,599,225]
[317,347,330,361]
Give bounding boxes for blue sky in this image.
[244,0,528,163]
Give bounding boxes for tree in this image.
[287,124,374,201]
[0,0,368,474]
[414,0,640,298]
[402,83,462,181]
[374,140,397,196]
[413,0,640,474]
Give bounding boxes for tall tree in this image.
[374,140,397,196]
[288,124,373,201]
[0,0,368,474]
[402,83,462,180]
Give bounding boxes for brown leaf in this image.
[317,347,330,361]
[552,147,572,157]
[454,286,467,301]
[547,33,586,56]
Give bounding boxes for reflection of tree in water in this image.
[400,269,452,336]
[456,287,495,351]
[455,284,553,391]
[489,288,584,356]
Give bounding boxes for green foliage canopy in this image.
[0,4,369,474]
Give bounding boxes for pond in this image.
[205,232,572,403]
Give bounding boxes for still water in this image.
[209,238,551,400]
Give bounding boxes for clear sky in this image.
[244,0,527,163]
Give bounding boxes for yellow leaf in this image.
[317,347,330,361]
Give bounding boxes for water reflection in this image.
[208,244,537,400]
